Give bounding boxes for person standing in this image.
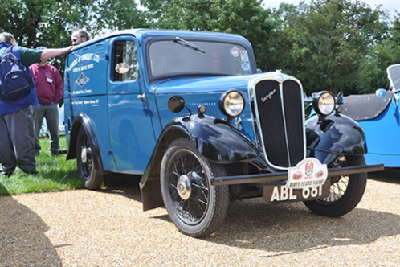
[30,50,63,156]
[0,32,71,176]
[71,30,90,46]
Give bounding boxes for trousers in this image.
[0,107,36,173]
[31,103,59,154]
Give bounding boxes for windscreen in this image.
[387,64,400,91]
[148,39,254,80]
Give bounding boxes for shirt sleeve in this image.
[19,47,42,66]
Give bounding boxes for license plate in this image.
[263,158,330,203]
[263,180,331,202]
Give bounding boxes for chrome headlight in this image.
[312,91,336,116]
[219,90,245,117]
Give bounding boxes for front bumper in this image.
[210,164,384,186]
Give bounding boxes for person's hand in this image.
[63,46,72,55]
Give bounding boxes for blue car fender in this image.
[306,114,366,165]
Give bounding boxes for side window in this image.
[112,40,138,81]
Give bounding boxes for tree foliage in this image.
[358,15,400,93]
[270,0,388,95]
[0,0,397,95]
[141,0,273,71]
[0,0,148,48]
[0,0,148,75]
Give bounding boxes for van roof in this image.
[71,29,250,50]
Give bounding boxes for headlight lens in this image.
[220,91,245,117]
[313,91,335,115]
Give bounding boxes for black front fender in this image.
[167,115,260,163]
[306,113,366,165]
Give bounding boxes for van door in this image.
[107,36,156,174]
[64,39,114,170]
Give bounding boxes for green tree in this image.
[358,14,400,93]
[272,0,387,95]
[0,0,148,48]
[0,0,147,75]
[140,0,273,71]
[262,3,300,72]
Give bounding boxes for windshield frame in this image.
[145,36,257,82]
[387,64,400,92]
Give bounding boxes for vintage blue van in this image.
[63,29,382,237]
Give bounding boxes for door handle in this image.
[137,93,145,100]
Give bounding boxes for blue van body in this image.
[63,29,382,237]
[64,30,257,174]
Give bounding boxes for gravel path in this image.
[1,177,400,266]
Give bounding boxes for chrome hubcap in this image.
[81,147,88,163]
[177,175,191,199]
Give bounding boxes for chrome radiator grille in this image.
[252,78,305,168]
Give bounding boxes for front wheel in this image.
[304,155,367,217]
[76,127,103,190]
[160,138,229,237]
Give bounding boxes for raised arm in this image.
[41,47,72,60]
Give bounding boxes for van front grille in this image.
[253,79,305,168]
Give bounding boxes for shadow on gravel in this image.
[368,169,400,184]
[80,172,400,255]
[0,195,63,266]
[205,200,400,255]
[100,173,142,202]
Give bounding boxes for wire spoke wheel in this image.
[161,138,229,237]
[321,175,349,203]
[167,150,209,224]
[304,155,367,217]
[78,135,93,180]
[76,127,103,189]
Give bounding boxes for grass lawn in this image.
[0,136,83,195]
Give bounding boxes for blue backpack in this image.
[0,47,33,101]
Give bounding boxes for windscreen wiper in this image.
[173,37,206,53]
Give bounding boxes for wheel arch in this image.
[140,125,192,212]
[67,113,104,173]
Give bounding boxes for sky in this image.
[263,0,399,18]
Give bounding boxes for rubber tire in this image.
[160,138,229,237]
[304,155,367,217]
[76,127,103,190]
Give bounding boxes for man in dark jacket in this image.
[0,32,71,176]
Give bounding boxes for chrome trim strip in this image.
[299,83,307,161]
[279,81,291,166]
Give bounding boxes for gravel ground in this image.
[1,176,400,266]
